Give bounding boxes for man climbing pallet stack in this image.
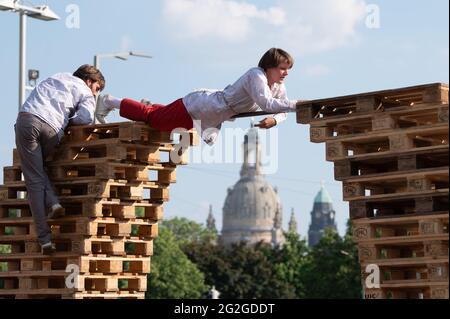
[0,64,197,299]
[0,121,195,299]
[297,82,449,299]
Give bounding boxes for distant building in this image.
[308,184,337,246]
[220,125,284,247]
[206,204,217,233]
[288,208,298,234]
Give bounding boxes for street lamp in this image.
[93,51,153,70]
[0,0,59,110]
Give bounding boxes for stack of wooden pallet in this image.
[0,121,197,299]
[297,83,449,299]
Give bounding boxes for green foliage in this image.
[271,232,311,298]
[160,217,218,246]
[0,245,11,273]
[301,225,362,299]
[146,217,361,299]
[0,245,11,254]
[146,226,208,299]
[183,241,296,299]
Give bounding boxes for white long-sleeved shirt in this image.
[182,67,297,145]
[20,73,96,141]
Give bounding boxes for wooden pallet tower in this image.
[0,121,197,299]
[297,83,449,299]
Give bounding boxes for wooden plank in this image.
[47,162,154,182]
[67,291,145,299]
[354,233,448,245]
[360,257,448,267]
[297,83,448,124]
[12,149,20,167]
[57,141,161,165]
[352,212,448,226]
[380,281,449,289]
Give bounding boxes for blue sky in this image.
[0,0,448,238]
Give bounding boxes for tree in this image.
[302,224,362,299]
[184,241,296,299]
[147,216,362,299]
[160,217,217,247]
[271,232,310,298]
[146,226,208,299]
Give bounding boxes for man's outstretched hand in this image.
[255,117,277,129]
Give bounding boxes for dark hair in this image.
[258,48,294,71]
[73,64,105,91]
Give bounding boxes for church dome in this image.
[220,126,283,246]
[222,174,281,233]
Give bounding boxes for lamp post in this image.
[93,51,152,70]
[0,0,60,110]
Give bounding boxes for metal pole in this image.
[19,11,26,110]
[93,55,99,69]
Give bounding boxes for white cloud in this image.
[162,0,286,42]
[277,0,367,54]
[162,0,367,55]
[304,64,330,77]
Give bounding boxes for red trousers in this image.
[119,98,194,131]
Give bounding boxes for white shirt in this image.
[182,67,297,145]
[20,73,96,140]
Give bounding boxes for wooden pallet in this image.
[8,159,178,185]
[349,192,448,219]
[352,213,448,241]
[342,167,448,201]
[333,145,448,180]
[297,83,448,124]
[361,262,448,282]
[298,83,449,299]
[0,121,194,299]
[325,122,448,161]
[357,238,448,263]
[0,291,146,299]
[0,273,147,292]
[64,121,198,146]
[1,255,151,274]
[310,104,448,143]
[1,179,163,200]
[0,217,158,240]
[56,140,162,165]
[0,235,153,257]
[364,283,449,299]
[0,199,163,221]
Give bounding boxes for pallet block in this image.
[298,83,449,299]
[0,121,193,299]
[297,83,448,124]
